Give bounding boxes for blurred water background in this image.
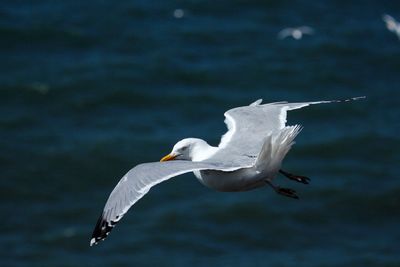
[1,0,400,266]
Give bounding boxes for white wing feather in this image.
[209,97,365,166]
[90,160,241,245]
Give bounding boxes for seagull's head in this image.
[160,138,212,162]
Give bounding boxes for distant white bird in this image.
[278,26,314,40]
[383,14,400,40]
[90,97,365,246]
[173,9,184,19]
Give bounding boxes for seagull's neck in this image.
[191,141,218,162]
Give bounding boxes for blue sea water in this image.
[1,1,400,266]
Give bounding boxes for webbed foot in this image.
[265,180,299,199]
[279,169,310,184]
[276,187,299,199]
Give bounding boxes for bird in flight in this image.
[90,97,364,246]
[383,14,400,40]
[278,26,315,40]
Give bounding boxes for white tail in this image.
[255,125,302,175]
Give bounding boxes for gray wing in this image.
[298,26,314,34]
[90,160,240,246]
[278,28,294,39]
[205,98,364,167]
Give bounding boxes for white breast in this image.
[193,168,266,192]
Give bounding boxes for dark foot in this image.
[276,187,299,199]
[265,181,299,199]
[279,169,310,184]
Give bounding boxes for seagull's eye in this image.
[180,146,187,152]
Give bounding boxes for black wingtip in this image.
[90,213,116,246]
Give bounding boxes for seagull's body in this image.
[278,26,314,40]
[195,166,262,192]
[90,97,364,246]
[193,125,301,192]
[383,14,400,40]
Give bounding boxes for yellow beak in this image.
[160,153,177,162]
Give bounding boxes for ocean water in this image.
[1,1,400,266]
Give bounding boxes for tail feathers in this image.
[256,125,302,173]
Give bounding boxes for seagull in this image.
[278,26,314,40]
[90,97,365,246]
[382,14,400,40]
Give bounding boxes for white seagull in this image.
[383,14,400,40]
[90,97,365,246]
[278,26,314,40]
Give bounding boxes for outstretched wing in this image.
[298,26,314,35]
[278,28,294,39]
[206,97,365,167]
[90,160,241,246]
